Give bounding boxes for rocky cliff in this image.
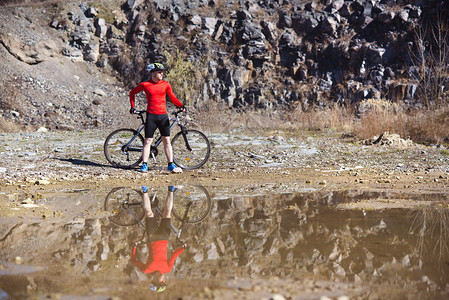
[0,0,448,130]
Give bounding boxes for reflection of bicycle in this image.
[104,185,212,239]
[103,110,211,170]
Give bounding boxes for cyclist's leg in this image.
[162,189,174,218]
[148,190,173,241]
[142,138,153,164]
[163,137,182,172]
[162,136,173,163]
[142,190,154,218]
[143,114,158,164]
[156,114,173,164]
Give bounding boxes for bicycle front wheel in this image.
[172,129,211,169]
[104,129,143,168]
[172,185,212,224]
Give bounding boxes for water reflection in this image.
[0,187,448,299]
[410,203,449,277]
[104,185,212,293]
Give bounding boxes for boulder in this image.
[83,43,99,62]
[278,11,292,29]
[84,7,97,18]
[204,17,217,36]
[377,11,395,23]
[126,0,144,10]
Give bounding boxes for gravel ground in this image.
[1,128,448,193]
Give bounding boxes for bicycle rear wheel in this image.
[172,185,212,223]
[104,129,143,168]
[104,187,144,226]
[172,129,211,170]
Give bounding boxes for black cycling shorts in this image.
[145,113,170,138]
[145,217,171,242]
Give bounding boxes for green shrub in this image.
[164,49,196,107]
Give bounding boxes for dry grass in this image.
[192,102,289,134]
[354,107,449,145]
[0,0,63,7]
[409,201,449,263]
[0,116,28,132]
[192,101,449,146]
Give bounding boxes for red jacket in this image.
[131,240,184,274]
[129,80,183,114]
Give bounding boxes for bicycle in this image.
[103,185,212,241]
[104,109,211,170]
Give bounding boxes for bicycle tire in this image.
[172,129,211,170]
[104,129,143,168]
[104,187,144,226]
[172,185,212,223]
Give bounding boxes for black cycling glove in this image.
[129,107,136,114]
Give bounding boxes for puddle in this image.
[0,186,448,299]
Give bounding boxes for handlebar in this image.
[131,109,187,116]
[132,110,147,115]
[173,108,187,116]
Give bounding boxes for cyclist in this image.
[129,63,186,173]
[131,186,187,292]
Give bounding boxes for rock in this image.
[35,179,51,185]
[0,0,447,133]
[85,105,104,118]
[377,11,395,23]
[278,11,292,29]
[21,198,34,204]
[14,257,23,264]
[326,0,344,12]
[364,132,415,147]
[36,127,48,132]
[204,17,217,35]
[408,6,422,18]
[126,0,144,10]
[0,32,42,64]
[320,16,338,36]
[94,88,107,97]
[398,10,409,22]
[261,21,277,43]
[84,7,97,18]
[50,19,59,28]
[83,43,99,62]
[292,11,320,35]
[95,18,107,38]
[190,15,202,26]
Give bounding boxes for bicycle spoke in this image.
[172,185,212,223]
[172,130,211,170]
[104,187,145,226]
[104,129,143,168]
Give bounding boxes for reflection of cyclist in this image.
[129,63,185,173]
[131,186,186,292]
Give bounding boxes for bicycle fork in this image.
[180,126,192,151]
[176,202,193,241]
